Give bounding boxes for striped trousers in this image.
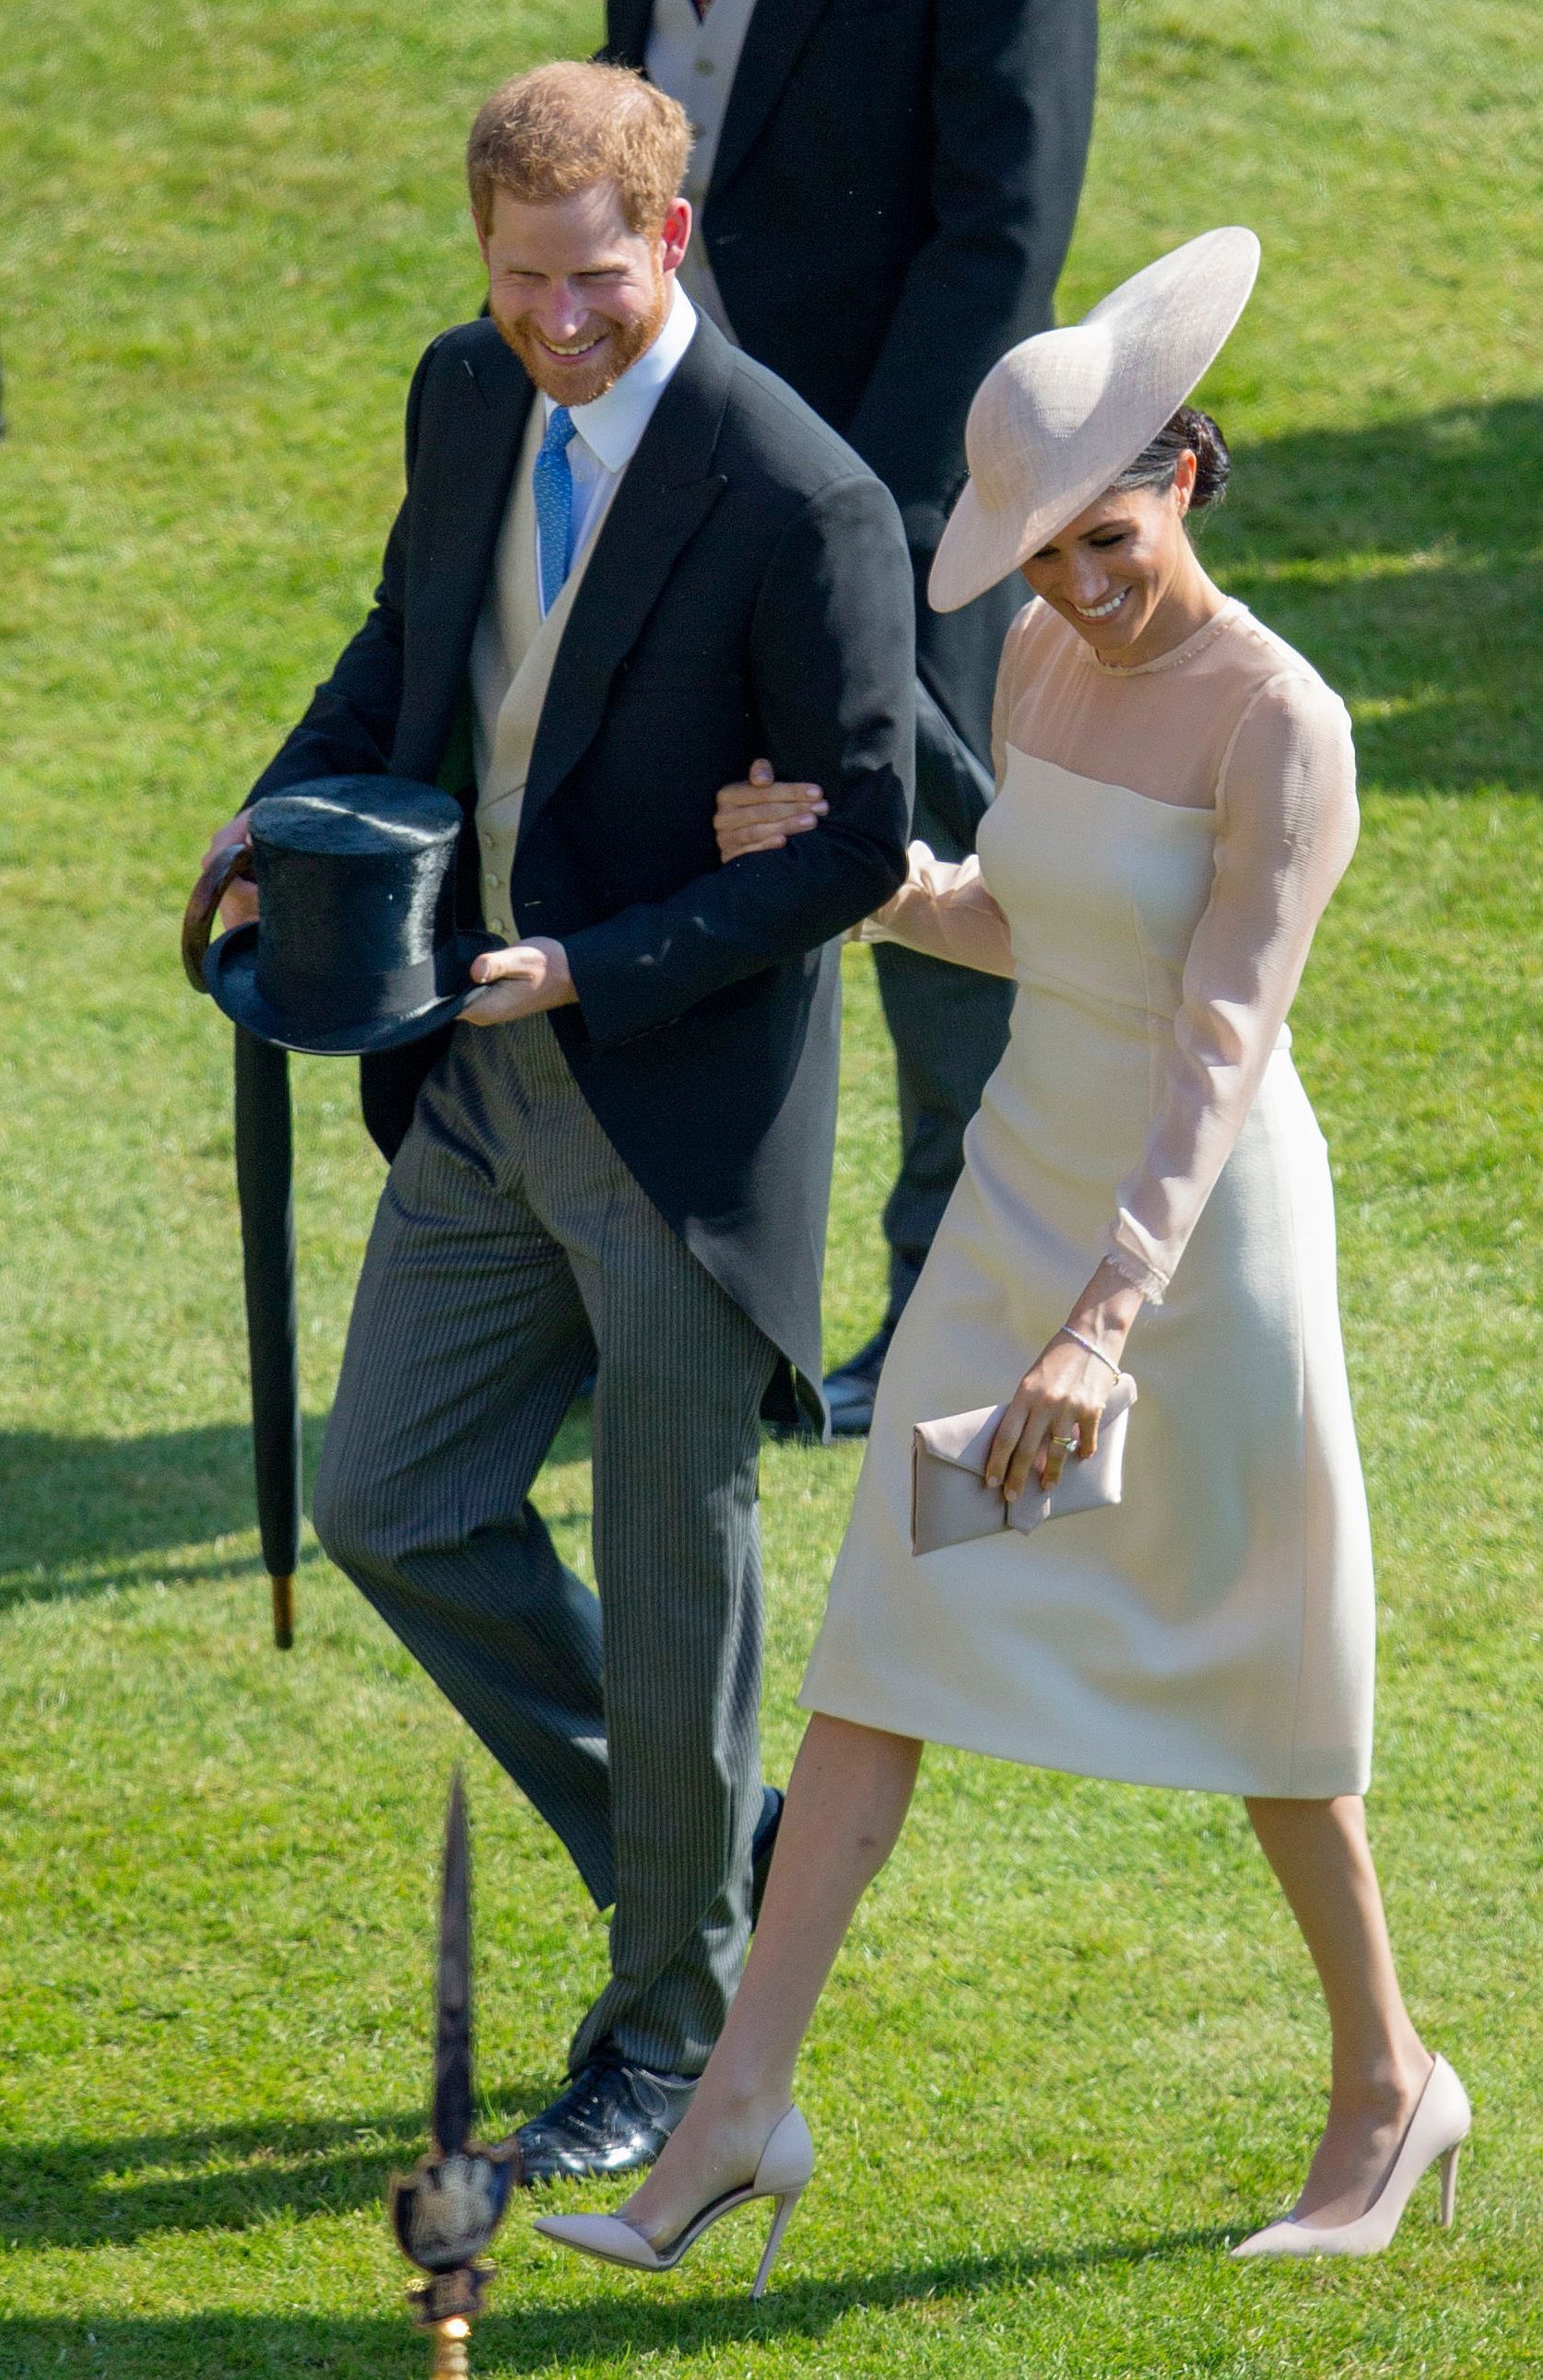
[313,1013,778,2077]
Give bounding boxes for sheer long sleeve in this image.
[1103,673,1359,1302]
[864,842,1016,976]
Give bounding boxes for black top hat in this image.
[185,779,501,1056]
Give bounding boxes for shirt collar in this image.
[543,283,699,474]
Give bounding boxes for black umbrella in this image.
[184,790,486,1654]
[184,844,301,1649]
[233,1026,301,1649]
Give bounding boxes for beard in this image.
[496,262,671,407]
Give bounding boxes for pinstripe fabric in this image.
[314,1013,777,2076]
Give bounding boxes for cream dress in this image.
[800,596,1374,1797]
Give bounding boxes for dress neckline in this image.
[1001,746,1215,821]
[1081,595,1243,677]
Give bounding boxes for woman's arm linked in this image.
[714,765,1016,974]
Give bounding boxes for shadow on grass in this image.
[0,2229,1235,2374]
[0,1412,595,1609]
[0,1420,324,1606]
[0,2095,562,2250]
[1210,396,1542,795]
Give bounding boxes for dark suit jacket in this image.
[606,0,1097,824]
[247,313,913,1423]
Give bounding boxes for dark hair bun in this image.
[1174,405,1231,508]
[1110,406,1232,518]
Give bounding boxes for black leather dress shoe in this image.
[823,1324,895,1436]
[514,2051,697,2185]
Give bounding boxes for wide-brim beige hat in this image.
[929,227,1261,614]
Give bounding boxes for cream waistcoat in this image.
[645,0,758,341]
[468,404,620,938]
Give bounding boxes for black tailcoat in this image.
[247,314,914,1422]
[605,0,1098,814]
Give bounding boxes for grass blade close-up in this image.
[1,0,1539,2374]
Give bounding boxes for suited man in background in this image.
[605,0,1097,1429]
[204,61,913,2179]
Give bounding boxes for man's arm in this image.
[242,335,444,806]
[842,0,1098,540]
[556,472,914,1049]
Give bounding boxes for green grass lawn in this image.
[2,0,1540,2372]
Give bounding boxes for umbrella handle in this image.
[431,2319,470,2377]
[183,842,254,990]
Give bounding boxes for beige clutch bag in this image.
[911,1374,1138,1556]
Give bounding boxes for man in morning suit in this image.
[605,0,1098,1430]
[208,63,913,2180]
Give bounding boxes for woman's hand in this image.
[714,758,827,862]
[984,1333,1120,1502]
[987,1263,1144,1498]
[988,1263,1144,1498]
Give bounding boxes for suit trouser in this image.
[313,1014,778,2079]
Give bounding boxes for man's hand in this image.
[200,807,259,928]
[462,937,579,1026]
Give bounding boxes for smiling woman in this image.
[1019,410,1232,668]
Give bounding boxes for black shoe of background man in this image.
[822,1323,896,1437]
[514,2050,697,2186]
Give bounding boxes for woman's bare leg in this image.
[1245,1794,1432,2224]
[621,1713,924,2244]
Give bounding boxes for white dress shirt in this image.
[644,0,760,341]
[535,280,700,613]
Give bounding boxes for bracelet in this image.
[1057,1325,1122,1382]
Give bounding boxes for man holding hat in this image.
[202,60,913,2180]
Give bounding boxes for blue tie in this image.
[534,406,578,615]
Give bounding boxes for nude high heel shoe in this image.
[1232,2055,1470,2259]
[534,2106,814,2299]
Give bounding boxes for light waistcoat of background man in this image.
[642,0,756,337]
